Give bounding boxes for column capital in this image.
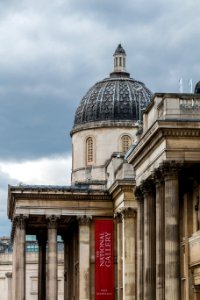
[114,211,123,223]
[14,214,28,229]
[77,215,92,225]
[47,215,59,229]
[160,161,183,179]
[141,178,155,196]
[121,207,137,219]
[152,168,164,185]
[5,272,12,278]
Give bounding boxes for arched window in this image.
[121,135,132,152]
[86,137,94,164]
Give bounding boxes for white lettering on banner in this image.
[98,232,112,267]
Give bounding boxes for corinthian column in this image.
[114,212,123,300]
[135,187,144,300]
[121,207,137,300]
[154,169,165,300]
[77,215,92,300]
[163,162,181,300]
[142,179,156,300]
[47,215,59,300]
[12,215,27,300]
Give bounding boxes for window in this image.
[121,135,132,152]
[86,137,94,164]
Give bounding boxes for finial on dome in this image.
[113,44,126,73]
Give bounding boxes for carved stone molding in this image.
[114,212,123,223]
[121,207,137,219]
[47,215,59,229]
[77,215,92,225]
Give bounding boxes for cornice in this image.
[71,120,137,136]
[108,179,135,200]
[8,186,111,220]
[127,120,200,168]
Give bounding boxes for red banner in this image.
[95,220,114,300]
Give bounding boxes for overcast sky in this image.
[0,0,200,235]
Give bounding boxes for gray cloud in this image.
[0,0,200,234]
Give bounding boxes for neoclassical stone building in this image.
[5,45,200,300]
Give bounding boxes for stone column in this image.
[163,162,180,300]
[115,212,123,300]
[154,169,165,300]
[47,215,59,300]
[5,272,12,300]
[142,179,156,300]
[37,233,47,300]
[77,215,92,300]
[121,207,137,300]
[12,215,27,300]
[135,187,144,300]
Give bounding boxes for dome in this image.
[194,81,200,94]
[73,45,153,128]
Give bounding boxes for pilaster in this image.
[5,272,12,300]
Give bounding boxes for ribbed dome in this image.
[195,81,200,93]
[73,45,153,128]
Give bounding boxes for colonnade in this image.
[11,214,92,300]
[135,162,181,300]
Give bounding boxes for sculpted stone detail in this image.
[141,179,155,196]
[121,207,137,219]
[77,215,92,225]
[160,161,183,179]
[47,215,59,229]
[14,215,27,229]
[114,212,123,223]
[153,168,164,185]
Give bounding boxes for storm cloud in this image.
[0,0,200,234]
